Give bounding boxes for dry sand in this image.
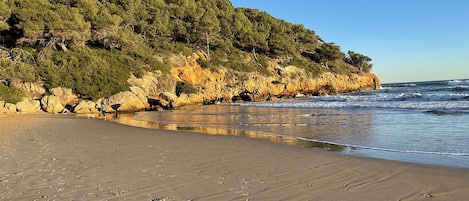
[1,114,469,201]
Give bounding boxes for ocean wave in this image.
[448,79,469,86]
[425,110,469,115]
[241,99,469,111]
[239,123,308,127]
[395,93,422,101]
[452,86,469,92]
[385,80,469,89]
[384,83,417,88]
[315,93,469,103]
[296,137,469,156]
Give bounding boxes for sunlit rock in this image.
[16,98,41,113]
[41,95,64,114]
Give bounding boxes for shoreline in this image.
[1,113,469,200]
[110,108,469,170]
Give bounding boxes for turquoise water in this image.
[117,79,469,168]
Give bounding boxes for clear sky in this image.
[230,0,469,83]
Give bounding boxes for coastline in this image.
[1,114,469,200]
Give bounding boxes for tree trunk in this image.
[252,47,259,62]
[206,31,210,61]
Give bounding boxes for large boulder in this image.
[4,103,17,113]
[41,95,64,114]
[49,87,79,106]
[73,100,99,114]
[108,91,147,112]
[16,98,41,113]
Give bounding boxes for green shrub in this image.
[37,47,131,99]
[0,54,38,82]
[175,81,198,97]
[285,57,327,78]
[329,60,353,76]
[197,58,214,69]
[157,42,194,56]
[0,84,25,104]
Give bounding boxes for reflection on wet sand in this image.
[110,112,346,152]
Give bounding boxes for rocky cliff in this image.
[0,54,380,114]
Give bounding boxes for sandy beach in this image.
[1,114,469,201]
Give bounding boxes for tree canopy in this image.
[0,0,373,99]
[344,50,373,73]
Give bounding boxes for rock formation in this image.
[15,98,41,113]
[49,87,79,106]
[74,100,99,114]
[2,103,17,114]
[1,55,380,114]
[9,80,46,98]
[41,95,65,114]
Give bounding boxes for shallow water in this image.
[112,79,469,168]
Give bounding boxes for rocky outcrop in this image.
[15,98,41,113]
[1,55,380,114]
[76,56,379,112]
[166,55,380,108]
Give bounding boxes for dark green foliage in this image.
[36,47,131,99]
[0,83,25,103]
[0,1,11,31]
[284,57,326,78]
[344,50,373,73]
[198,49,270,75]
[328,60,353,76]
[197,58,215,69]
[0,0,371,99]
[0,48,38,81]
[309,42,344,68]
[175,81,197,97]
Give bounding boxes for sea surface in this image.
[114,79,469,168]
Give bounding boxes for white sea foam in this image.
[449,79,469,86]
[296,137,469,156]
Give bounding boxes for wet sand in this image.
[1,114,469,201]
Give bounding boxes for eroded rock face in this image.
[167,57,380,108]
[128,71,177,95]
[16,98,41,113]
[3,55,380,114]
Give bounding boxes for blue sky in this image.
[230,0,469,83]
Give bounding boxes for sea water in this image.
[117,79,469,168]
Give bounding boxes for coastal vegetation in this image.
[0,0,373,100]
[0,82,24,103]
